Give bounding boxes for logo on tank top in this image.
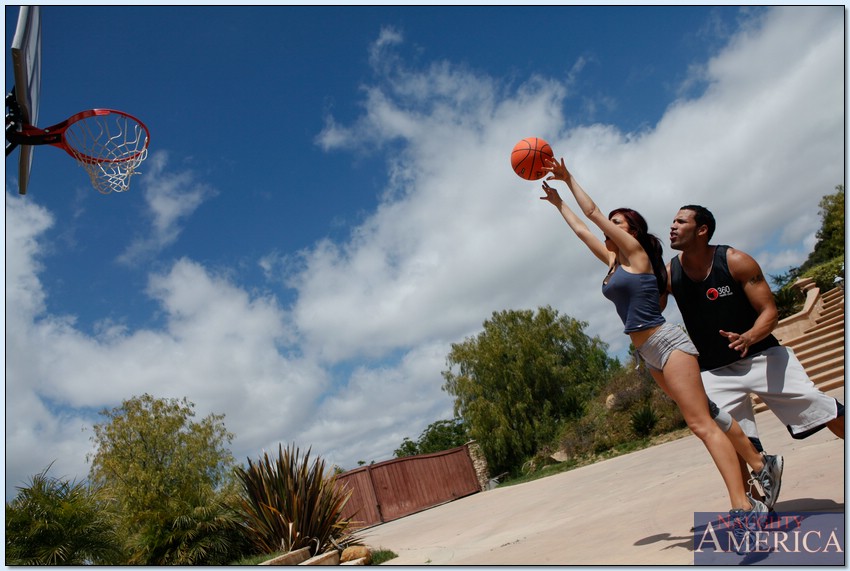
[705,285,733,301]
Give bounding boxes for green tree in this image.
[771,185,844,317]
[88,394,243,564]
[6,465,121,565]
[441,306,618,475]
[394,418,469,458]
[394,437,420,458]
[799,184,844,272]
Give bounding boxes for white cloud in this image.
[5,7,844,499]
[5,193,53,318]
[5,213,329,490]
[301,6,843,363]
[369,26,404,72]
[117,151,216,265]
[301,341,455,466]
[6,193,96,492]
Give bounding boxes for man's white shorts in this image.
[701,345,839,439]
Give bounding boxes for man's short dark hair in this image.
[680,204,716,241]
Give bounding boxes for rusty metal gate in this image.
[336,444,481,528]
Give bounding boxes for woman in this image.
[540,157,769,528]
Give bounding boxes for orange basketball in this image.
[511,137,554,180]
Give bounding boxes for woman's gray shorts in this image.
[637,323,733,432]
[635,322,699,372]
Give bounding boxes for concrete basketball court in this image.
[363,388,845,565]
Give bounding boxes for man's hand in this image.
[719,329,752,357]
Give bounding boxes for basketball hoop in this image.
[6,108,150,194]
[64,110,149,194]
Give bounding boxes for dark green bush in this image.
[802,255,844,292]
[630,404,659,437]
[555,364,684,459]
[371,548,398,565]
[774,286,806,319]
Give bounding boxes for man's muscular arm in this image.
[719,247,779,356]
[659,261,673,311]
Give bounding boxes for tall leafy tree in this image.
[772,185,844,316]
[394,437,420,458]
[6,465,121,565]
[442,306,618,475]
[394,418,469,458]
[88,394,242,564]
[800,184,844,271]
[776,185,844,282]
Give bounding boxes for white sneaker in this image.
[750,454,784,510]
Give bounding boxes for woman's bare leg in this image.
[656,350,752,510]
[724,419,765,472]
[651,363,768,480]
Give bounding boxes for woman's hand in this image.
[539,180,563,206]
[543,156,570,182]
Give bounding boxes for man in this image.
[665,205,844,505]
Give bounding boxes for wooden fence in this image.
[336,444,482,529]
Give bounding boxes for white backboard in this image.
[10,6,41,195]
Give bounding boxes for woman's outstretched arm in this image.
[540,180,611,265]
[543,157,645,263]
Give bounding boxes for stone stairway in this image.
[783,286,845,392]
[753,284,844,412]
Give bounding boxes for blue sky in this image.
[4,5,844,500]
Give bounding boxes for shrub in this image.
[371,548,398,565]
[235,444,360,557]
[558,413,604,459]
[774,286,805,319]
[125,485,251,565]
[630,404,659,437]
[801,255,844,292]
[555,364,684,459]
[5,467,121,565]
[521,446,559,475]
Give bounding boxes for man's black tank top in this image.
[670,245,779,371]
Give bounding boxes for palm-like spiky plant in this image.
[235,444,359,556]
[630,403,659,437]
[773,285,805,320]
[125,484,251,565]
[5,465,122,565]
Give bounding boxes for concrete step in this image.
[812,312,844,331]
[821,287,845,304]
[809,360,844,384]
[807,308,844,331]
[817,301,845,324]
[784,321,844,352]
[816,305,844,324]
[753,285,844,414]
[819,305,844,321]
[785,335,844,362]
[815,375,846,394]
[794,338,845,364]
[800,353,845,380]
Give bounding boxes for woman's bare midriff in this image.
[629,325,661,350]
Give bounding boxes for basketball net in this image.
[64,112,149,194]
